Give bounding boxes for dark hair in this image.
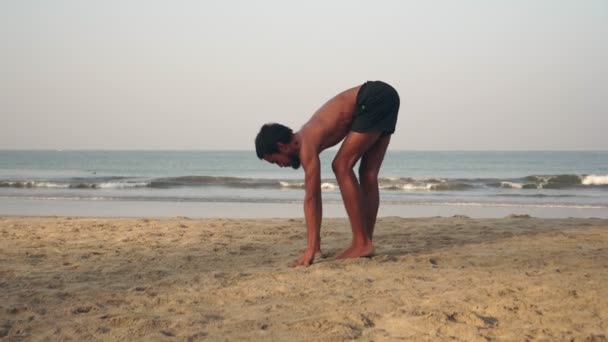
[255,123,293,159]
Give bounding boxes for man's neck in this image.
[292,133,302,155]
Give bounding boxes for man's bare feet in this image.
[336,242,374,259]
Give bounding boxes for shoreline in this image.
[1,197,608,219]
[1,216,607,340]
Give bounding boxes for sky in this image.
[1,1,607,150]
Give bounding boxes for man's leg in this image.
[359,134,391,241]
[332,131,382,259]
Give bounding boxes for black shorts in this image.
[351,81,400,135]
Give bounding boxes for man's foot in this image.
[336,242,375,259]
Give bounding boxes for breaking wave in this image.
[0,177,149,189]
[582,175,608,186]
[1,174,607,191]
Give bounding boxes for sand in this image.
[1,215,607,341]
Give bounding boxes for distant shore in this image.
[1,216,607,340]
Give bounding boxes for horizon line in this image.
[1,149,607,152]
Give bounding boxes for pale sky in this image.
[1,1,607,150]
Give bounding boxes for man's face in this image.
[263,152,301,170]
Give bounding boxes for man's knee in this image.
[359,165,379,185]
[332,158,354,178]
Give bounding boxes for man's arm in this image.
[303,153,322,252]
[289,149,322,267]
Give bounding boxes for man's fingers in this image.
[289,252,314,268]
[289,259,309,268]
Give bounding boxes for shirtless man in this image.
[255,81,400,267]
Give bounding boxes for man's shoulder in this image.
[299,140,320,170]
[298,128,321,152]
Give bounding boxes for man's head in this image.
[255,123,301,169]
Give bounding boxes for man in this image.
[255,81,400,267]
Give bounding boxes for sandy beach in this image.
[1,215,607,341]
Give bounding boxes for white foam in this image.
[279,181,304,188]
[500,181,524,189]
[98,182,149,189]
[321,182,337,190]
[279,181,337,190]
[531,176,550,189]
[20,181,70,188]
[40,182,70,188]
[426,183,443,190]
[582,175,608,185]
[401,184,433,191]
[385,181,468,191]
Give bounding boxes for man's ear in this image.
[277,142,288,153]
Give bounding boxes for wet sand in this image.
[1,216,607,341]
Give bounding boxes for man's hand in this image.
[289,249,315,267]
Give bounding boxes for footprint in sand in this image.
[239,244,258,252]
[187,332,209,342]
[198,314,223,325]
[96,327,111,334]
[376,255,399,263]
[445,311,499,328]
[360,314,375,328]
[0,321,12,338]
[72,306,92,314]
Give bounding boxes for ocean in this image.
[1,150,607,218]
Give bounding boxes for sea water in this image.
[1,150,607,218]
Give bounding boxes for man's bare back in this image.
[298,85,362,153]
[255,81,400,266]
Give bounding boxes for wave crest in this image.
[582,175,608,186]
[2,173,607,191]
